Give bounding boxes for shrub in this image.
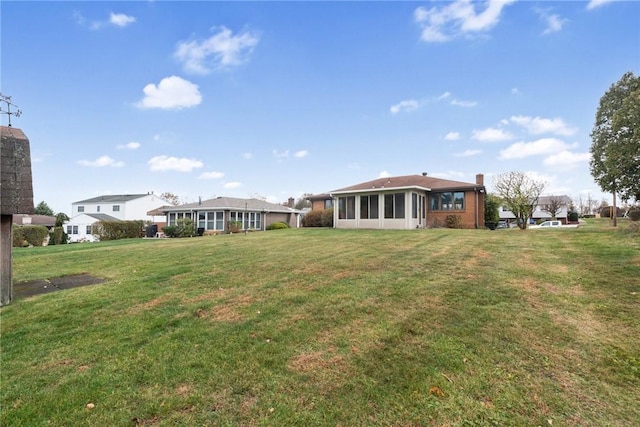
[227,220,242,233]
[628,207,640,221]
[48,226,67,245]
[320,208,334,227]
[20,225,49,246]
[94,220,144,241]
[302,208,333,227]
[568,211,579,222]
[302,210,322,227]
[445,215,463,229]
[162,225,178,238]
[12,226,26,247]
[266,221,289,230]
[163,218,196,238]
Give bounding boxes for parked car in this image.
[529,220,578,229]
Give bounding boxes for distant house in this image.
[64,194,169,242]
[307,173,486,229]
[499,195,572,224]
[162,197,301,233]
[13,214,56,229]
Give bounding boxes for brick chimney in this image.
[288,197,295,208]
[476,174,484,186]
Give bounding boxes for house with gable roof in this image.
[307,173,486,229]
[64,193,169,242]
[161,196,301,233]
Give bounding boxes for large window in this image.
[229,211,262,230]
[77,206,84,213]
[360,195,379,219]
[324,199,334,209]
[338,196,356,219]
[384,193,405,219]
[66,225,78,234]
[430,192,465,211]
[112,205,120,212]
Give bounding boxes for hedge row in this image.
[93,220,145,241]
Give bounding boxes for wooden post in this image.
[1,125,34,306]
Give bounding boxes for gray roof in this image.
[537,195,571,205]
[84,213,121,222]
[330,174,484,195]
[163,197,298,213]
[74,194,150,204]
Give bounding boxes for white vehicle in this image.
[529,220,579,229]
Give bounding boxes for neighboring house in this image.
[308,173,486,229]
[499,195,572,224]
[162,197,301,233]
[64,193,169,242]
[64,213,120,243]
[12,214,56,229]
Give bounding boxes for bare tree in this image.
[160,192,180,206]
[542,196,564,220]
[493,171,546,230]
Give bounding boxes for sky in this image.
[1,0,638,215]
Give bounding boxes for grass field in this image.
[1,219,639,426]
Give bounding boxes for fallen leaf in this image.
[429,386,444,397]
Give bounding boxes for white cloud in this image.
[116,141,141,150]
[541,14,567,35]
[148,155,203,172]
[137,76,202,110]
[543,151,591,168]
[499,138,575,159]
[455,149,482,157]
[511,87,520,95]
[378,170,391,178]
[431,171,466,180]
[390,99,421,114]
[472,127,514,142]
[78,155,124,168]
[223,182,242,189]
[450,98,477,107]
[109,13,136,27]
[587,0,617,10]
[174,26,260,74]
[294,150,309,158]
[414,0,516,43]
[242,152,253,159]
[445,131,461,141]
[198,171,224,180]
[510,115,577,136]
[438,92,452,100]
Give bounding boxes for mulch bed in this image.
[13,274,105,298]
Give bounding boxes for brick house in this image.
[307,173,486,229]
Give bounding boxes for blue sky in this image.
[2,0,638,214]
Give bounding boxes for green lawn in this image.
[2,220,639,426]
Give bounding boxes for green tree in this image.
[484,193,501,226]
[55,212,70,227]
[590,71,640,226]
[493,171,546,230]
[34,201,54,216]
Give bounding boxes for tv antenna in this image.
[0,93,22,127]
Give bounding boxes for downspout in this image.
[475,188,479,229]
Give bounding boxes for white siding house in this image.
[64,194,168,242]
[499,195,573,224]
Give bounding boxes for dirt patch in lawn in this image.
[13,274,105,299]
